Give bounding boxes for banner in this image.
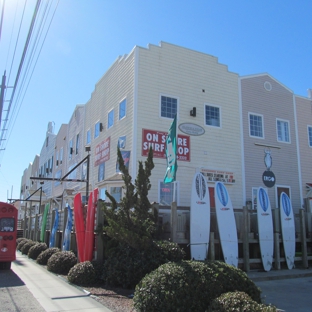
[164,115,178,183]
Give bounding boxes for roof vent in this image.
[264,81,272,91]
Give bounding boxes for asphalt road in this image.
[0,268,45,312]
[254,277,312,312]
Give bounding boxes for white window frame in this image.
[108,109,114,129]
[159,94,179,119]
[249,112,264,139]
[276,118,290,143]
[307,125,312,147]
[119,98,126,120]
[158,180,179,206]
[205,103,221,128]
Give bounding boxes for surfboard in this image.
[84,188,98,261]
[62,204,73,251]
[49,209,59,248]
[73,193,86,262]
[215,181,238,267]
[190,172,210,260]
[257,187,274,271]
[40,203,49,242]
[280,192,295,270]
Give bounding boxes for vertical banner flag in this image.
[164,114,178,183]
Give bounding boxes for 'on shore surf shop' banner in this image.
[95,137,110,166]
[142,129,190,161]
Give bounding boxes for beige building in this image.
[84,42,244,208]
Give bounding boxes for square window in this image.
[308,126,312,147]
[119,99,126,120]
[98,162,105,182]
[277,119,290,143]
[161,95,177,118]
[205,105,220,127]
[249,113,263,138]
[108,110,114,129]
[110,187,122,202]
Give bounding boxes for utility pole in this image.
[0,71,6,129]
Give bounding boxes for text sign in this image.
[142,129,190,161]
[201,168,236,184]
[95,137,110,166]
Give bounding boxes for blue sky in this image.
[0,0,311,202]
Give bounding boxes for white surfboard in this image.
[215,181,238,267]
[280,192,295,270]
[190,172,210,260]
[257,187,274,271]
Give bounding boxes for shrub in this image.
[16,237,27,247]
[67,261,97,286]
[17,239,31,251]
[28,243,48,260]
[91,260,105,283]
[47,251,77,274]
[133,260,262,312]
[36,247,60,265]
[21,241,36,255]
[208,291,277,312]
[103,240,185,288]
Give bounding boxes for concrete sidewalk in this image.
[12,253,112,312]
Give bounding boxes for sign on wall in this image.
[200,168,235,184]
[142,129,190,161]
[95,137,110,166]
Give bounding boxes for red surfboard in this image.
[84,188,98,261]
[73,193,86,262]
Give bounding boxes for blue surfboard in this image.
[62,205,73,251]
[49,209,59,248]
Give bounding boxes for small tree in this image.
[101,146,158,250]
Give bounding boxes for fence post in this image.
[299,209,308,268]
[243,206,250,272]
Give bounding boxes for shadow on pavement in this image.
[0,269,25,287]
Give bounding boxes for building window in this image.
[99,187,106,200]
[161,95,177,119]
[56,151,59,167]
[119,99,126,120]
[205,104,220,127]
[94,121,101,138]
[98,162,105,182]
[108,110,114,129]
[159,181,178,206]
[110,187,122,202]
[69,140,73,159]
[249,113,263,138]
[277,119,290,143]
[76,133,80,154]
[60,147,63,164]
[86,129,91,145]
[308,126,312,147]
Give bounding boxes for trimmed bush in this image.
[208,291,277,312]
[16,237,27,247]
[47,251,77,274]
[28,243,48,260]
[67,261,97,286]
[21,241,36,255]
[36,247,60,265]
[103,240,185,288]
[17,239,31,251]
[133,260,262,312]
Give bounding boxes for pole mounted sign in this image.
[262,148,276,188]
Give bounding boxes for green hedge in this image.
[133,260,262,312]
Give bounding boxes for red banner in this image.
[95,137,110,166]
[142,129,190,161]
